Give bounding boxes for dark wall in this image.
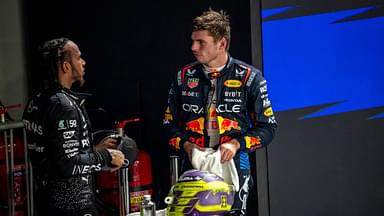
[23,0,257,213]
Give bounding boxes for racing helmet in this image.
[165,169,235,216]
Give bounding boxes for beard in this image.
[71,79,85,91]
[76,79,85,87]
[71,69,85,89]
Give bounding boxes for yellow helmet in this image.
[165,169,235,215]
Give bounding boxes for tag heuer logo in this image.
[187,78,199,89]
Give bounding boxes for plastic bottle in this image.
[140,194,156,216]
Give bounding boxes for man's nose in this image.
[191,42,198,51]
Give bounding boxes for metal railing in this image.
[0,121,33,216]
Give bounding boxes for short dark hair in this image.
[192,9,231,50]
[38,37,70,86]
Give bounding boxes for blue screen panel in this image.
[262,7,384,119]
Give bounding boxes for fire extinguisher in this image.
[128,149,153,212]
[116,118,153,213]
[96,117,154,215]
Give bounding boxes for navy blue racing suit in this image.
[163,56,277,215]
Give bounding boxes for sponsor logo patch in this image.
[245,136,261,149]
[72,164,101,175]
[263,107,274,117]
[260,85,268,94]
[26,101,38,113]
[224,91,242,97]
[169,137,181,150]
[186,69,196,76]
[224,80,242,88]
[263,98,271,108]
[63,130,75,139]
[182,104,204,114]
[163,106,173,124]
[187,78,199,89]
[185,117,205,135]
[235,68,246,76]
[81,139,90,147]
[216,104,241,113]
[182,91,200,97]
[23,120,43,135]
[217,116,241,134]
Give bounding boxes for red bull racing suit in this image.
[23,86,112,216]
[163,56,277,215]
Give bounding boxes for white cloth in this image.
[191,148,239,191]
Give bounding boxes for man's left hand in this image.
[220,139,240,163]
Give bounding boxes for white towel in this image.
[191,148,239,191]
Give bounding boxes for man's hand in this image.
[183,141,204,162]
[95,137,118,151]
[220,139,240,163]
[106,149,125,172]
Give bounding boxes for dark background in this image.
[20,0,384,215]
[22,0,258,213]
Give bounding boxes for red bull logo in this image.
[169,137,181,150]
[245,136,261,150]
[186,118,205,135]
[218,116,241,134]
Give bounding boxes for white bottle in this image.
[140,194,156,216]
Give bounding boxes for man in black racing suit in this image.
[163,10,277,215]
[23,38,125,216]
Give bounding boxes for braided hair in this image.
[38,37,70,89]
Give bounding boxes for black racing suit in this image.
[23,86,112,216]
[163,56,277,215]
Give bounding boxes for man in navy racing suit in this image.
[163,10,277,215]
[23,38,125,216]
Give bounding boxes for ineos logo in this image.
[72,164,102,175]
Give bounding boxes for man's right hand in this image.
[95,137,118,151]
[106,149,125,172]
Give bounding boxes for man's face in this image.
[66,41,86,86]
[191,30,224,66]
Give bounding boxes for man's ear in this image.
[219,38,227,51]
[62,61,72,73]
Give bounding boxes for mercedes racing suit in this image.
[163,56,277,215]
[23,86,112,215]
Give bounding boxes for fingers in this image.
[107,149,125,171]
[95,138,118,151]
[104,138,118,148]
[220,147,234,163]
[183,141,194,162]
[183,141,207,162]
[110,166,121,172]
[220,142,238,163]
[195,145,205,151]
